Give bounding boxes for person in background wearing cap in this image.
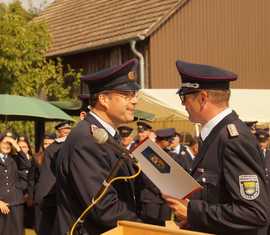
[255,128,270,235]
[53,59,142,235]
[138,128,176,226]
[34,121,72,235]
[34,133,56,168]
[117,126,134,150]
[255,129,270,179]
[170,132,199,174]
[130,121,152,150]
[0,132,31,235]
[42,133,56,151]
[163,60,270,235]
[245,121,258,135]
[55,121,73,139]
[79,95,91,121]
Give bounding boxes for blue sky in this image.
[0,0,54,10]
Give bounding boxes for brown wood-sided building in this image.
[35,0,270,132]
[36,0,270,89]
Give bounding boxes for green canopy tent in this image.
[0,94,73,151]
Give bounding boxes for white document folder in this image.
[131,138,202,199]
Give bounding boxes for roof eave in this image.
[46,34,147,58]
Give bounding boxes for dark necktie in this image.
[113,131,121,144]
[198,135,203,152]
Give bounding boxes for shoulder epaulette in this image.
[227,124,239,137]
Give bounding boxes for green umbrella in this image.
[0,94,73,121]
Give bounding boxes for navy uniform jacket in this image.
[0,151,30,206]
[0,151,30,235]
[53,113,140,235]
[171,145,194,174]
[34,140,64,235]
[136,173,171,226]
[187,111,270,235]
[34,140,64,206]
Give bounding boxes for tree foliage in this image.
[0,1,81,100]
[0,1,81,147]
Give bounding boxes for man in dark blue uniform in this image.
[53,59,142,235]
[255,129,270,180]
[34,121,72,235]
[245,121,258,135]
[130,121,153,150]
[117,125,134,150]
[170,132,198,174]
[164,60,270,235]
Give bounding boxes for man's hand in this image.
[0,200,10,215]
[163,194,188,221]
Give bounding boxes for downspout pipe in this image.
[130,40,145,89]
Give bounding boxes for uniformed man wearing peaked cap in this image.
[245,121,258,134]
[53,59,142,235]
[54,121,73,130]
[118,125,133,138]
[117,126,134,150]
[163,60,270,235]
[137,121,152,132]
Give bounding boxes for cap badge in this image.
[128,71,136,81]
[182,82,200,89]
[239,175,259,200]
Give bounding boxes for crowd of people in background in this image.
[0,118,269,235]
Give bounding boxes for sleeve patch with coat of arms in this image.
[239,175,260,200]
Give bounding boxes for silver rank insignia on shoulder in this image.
[239,175,260,200]
[227,124,239,137]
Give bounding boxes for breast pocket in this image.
[196,171,219,202]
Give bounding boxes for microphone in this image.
[92,128,130,156]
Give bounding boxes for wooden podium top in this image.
[102,220,215,235]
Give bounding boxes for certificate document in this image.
[131,138,202,199]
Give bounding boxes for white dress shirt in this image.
[200,107,232,141]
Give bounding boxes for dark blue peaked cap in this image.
[118,126,133,138]
[255,129,269,142]
[156,128,176,139]
[81,58,141,94]
[176,60,237,95]
[137,121,152,132]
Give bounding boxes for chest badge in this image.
[239,175,260,200]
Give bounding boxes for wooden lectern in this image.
[102,221,214,235]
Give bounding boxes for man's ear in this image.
[199,90,208,108]
[98,93,110,110]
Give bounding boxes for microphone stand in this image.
[71,151,133,235]
[93,153,129,202]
